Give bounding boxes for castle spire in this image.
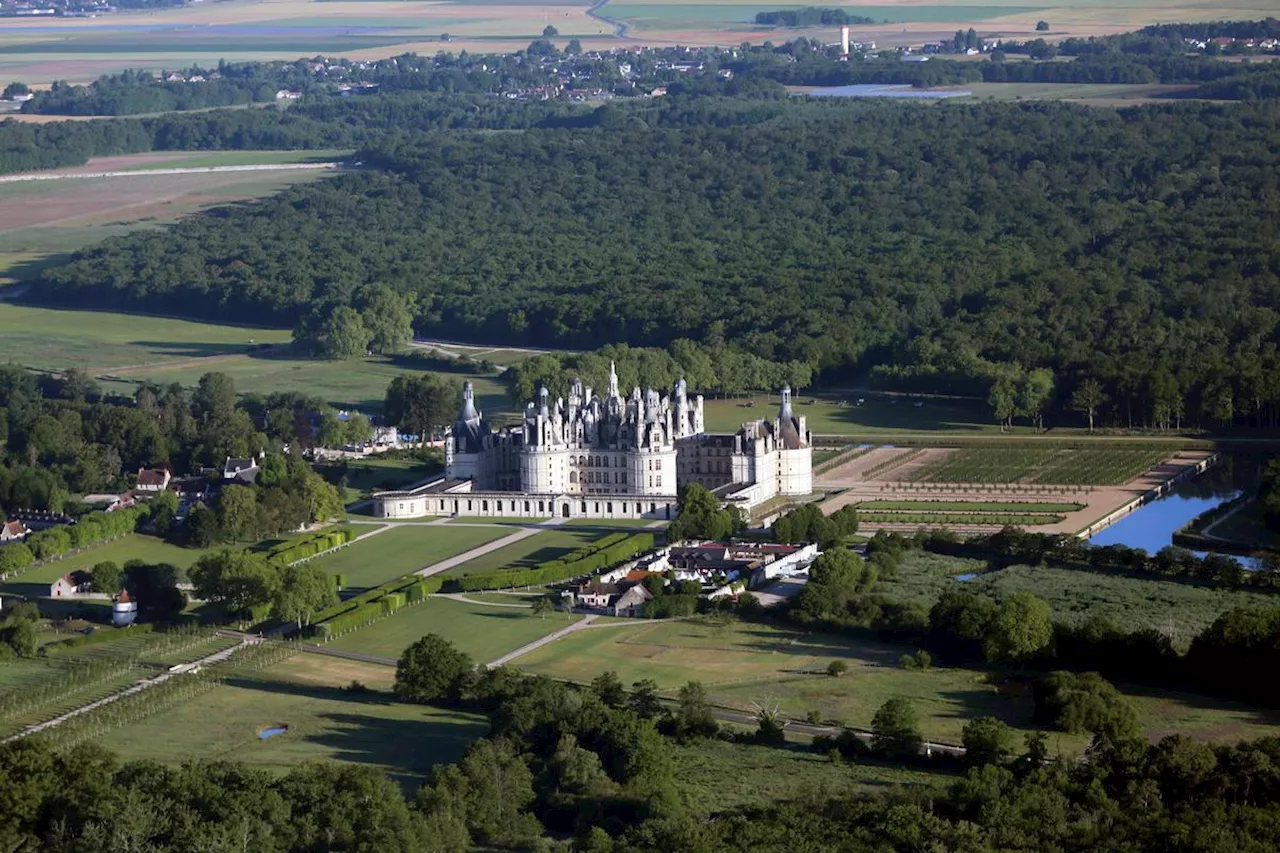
[608,361,619,398]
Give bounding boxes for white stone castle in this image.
[373,364,812,521]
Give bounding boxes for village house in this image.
[223,456,260,485]
[50,571,91,598]
[0,519,29,543]
[135,466,171,493]
[573,574,655,616]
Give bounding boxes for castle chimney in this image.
[841,25,850,56]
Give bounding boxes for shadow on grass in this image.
[312,711,486,788]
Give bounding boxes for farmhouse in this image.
[0,519,28,543]
[573,577,654,616]
[50,571,91,598]
[223,457,260,485]
[372,371,812,521]
[135,466,171,493]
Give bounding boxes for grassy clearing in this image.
[88,655,486,781]
[702,393,1011,436]
[440,528,604,578]
[116,149,352,170]
[672,739,949,813]
[908,446,1171,485]
[307,525,512,590]
[328,595,580,663]
[0,303,289,372]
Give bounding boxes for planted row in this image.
[452,533,654,592]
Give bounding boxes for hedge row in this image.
[305,574,443,640]
[40,623,155,654]
[264,527,357,566]
[453,532,655,592]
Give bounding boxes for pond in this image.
[1088,453,1263,555]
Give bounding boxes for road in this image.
[0,162,343,184]
[1,637,256,743]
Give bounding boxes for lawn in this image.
[328,596,580,664]
[88,654,487,782]
[515,615,1278,750]
[672,738,949,813]
[440,528,604,578]
[307,525,513,590]
[0,534,213,598]
[702,393,1009,436]
[0,303,289,372]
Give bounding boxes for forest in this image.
[30,94,1280,429]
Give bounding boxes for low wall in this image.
[1075,453,1219,540]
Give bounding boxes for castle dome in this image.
[453,381,489,453]
[777,385,806,450]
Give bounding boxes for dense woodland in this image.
[28,93,1280,429]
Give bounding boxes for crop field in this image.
[438,528,604,577]
[85,654,487,781]
[327,595,580,664]
[907,446,1173,486]
[856,500,1084,512]
[306,525,512,590]
[0,155,339,287]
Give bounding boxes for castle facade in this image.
[372,365,812,521]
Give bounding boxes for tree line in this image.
[754,8,877,27]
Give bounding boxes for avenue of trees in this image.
[32,94,1280,431]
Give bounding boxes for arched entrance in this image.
[561,503,570,518]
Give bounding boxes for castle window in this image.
[467,500,473,511]
[581,501,587,513]
[538,501,545,513]
[482,500,488,511]
[656,476,662,488]
[570,471,578,484]
[594,503,600,513]
[607,502,613,513]
[524,501,530,513]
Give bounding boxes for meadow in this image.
[306,524,513,589]
[327,595,579,664]
[84,653,487,782]
[514,615,1280,749]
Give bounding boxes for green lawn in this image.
[117,149,352,170]
[328,596,580,664]
[702,393,1013,437]
[515,616,1277,750]
[88,655,486,783]
[1,534,213,599]
[440,528,604,578]
[0,303,289,372]
[307,525,512,590]
[672,739,949,813]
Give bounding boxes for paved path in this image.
[0,162,342,184]
[2,637,256,743]
[439,592,532,608]
[487,614,597,667]
[298,643,396,667]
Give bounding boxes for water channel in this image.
[1087,453,1264,555]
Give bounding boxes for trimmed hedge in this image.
[304,574,443,639]
[264,527,357,566]
[453,532,655,592]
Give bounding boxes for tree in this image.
[395,634,473,704]
[318,307,371,360]
[123,561,186,621]
[359,285,414,355]
[590,671,626,709]
[0,544,33,577]
[148,489,179,535]
[217,484,259,542]
[629,679,663,719]
[1035,20,1050,31]
[1070,378,1107,432]
[984,591,1053,663]
[871,697,923,759]
[189,550,280,618]
[962,717,1017,767]
[272,562,337,629]
[3,82,29,99]
[988,374,1017,431]
[542,25,559,37]
[185,502,220,548]
[193,372,236,421]
[566,38,583,55]
[674,681,718,739]
[90,561,122,594]
[1032,671,1140,741]
[3,619,37,657]
[384,374,459,441]
[532,595,554,621]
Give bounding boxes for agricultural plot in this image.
[907,446,1174,486]
[327,596,580,664]
[84,654,487,781]
[306,525,512,590]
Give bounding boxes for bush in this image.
[1032,671,1140,740]
[826,660,848,677]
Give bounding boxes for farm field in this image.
[0,155,340,287]
[0,534,213,599]
[905,445,1174,486]
[437,528,604,577]
[327,595,580,663]
[85,653,487,781]
[515,616,1280,749]
[307,525,513,589]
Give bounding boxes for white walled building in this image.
[374,367,811,521]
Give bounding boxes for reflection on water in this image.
[1088,453,1264,554]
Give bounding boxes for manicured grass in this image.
[702,393,1012,436]
[672,739,949,813]
[441,528,604,578]
[306,525,512,590]
[89,655,487,781]
[857,500,1084,513]
[329,596,580,664]
[0,303,289,372]
[0,534,213,598]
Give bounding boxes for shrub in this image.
[826,660,848,677]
